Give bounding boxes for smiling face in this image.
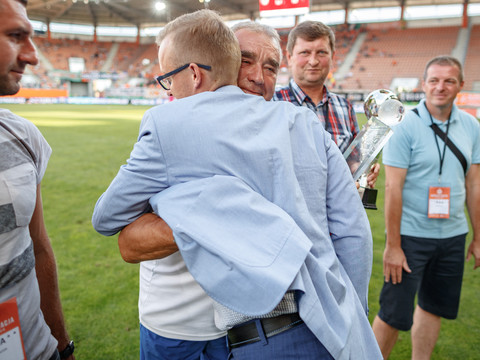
[422,63,463,115]
[234,28,280,101]
[286,36,334,91]
[0,0,38,96]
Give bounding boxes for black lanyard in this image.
[425,103,450,179]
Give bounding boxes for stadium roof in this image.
[27,0,475,27]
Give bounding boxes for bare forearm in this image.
[30,185,72,354]
[35,246,71,352]
[466,165,480,240]
[465,164,480,269]
[383,166,411,282]
[118,213,178,263]
[466,195,480,242]
[384,186,402,247]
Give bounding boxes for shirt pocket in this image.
[3,169,37,228]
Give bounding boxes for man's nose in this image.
[307,53,319,65]
[249,64,264,84]
[19,38,39,66]
[436,81,446,90]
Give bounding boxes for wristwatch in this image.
[59,340,74,359]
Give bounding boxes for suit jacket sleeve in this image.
[92,110,169,235]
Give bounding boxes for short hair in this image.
[286,20,335,55]
[156,9,240,87]
[424,55,464,83]
[231,21,282,63]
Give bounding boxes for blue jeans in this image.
[140,324,228,360]
[227,321,333,359]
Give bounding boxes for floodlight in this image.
[155,2,166,11]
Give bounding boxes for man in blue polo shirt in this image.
[372,55,480,359]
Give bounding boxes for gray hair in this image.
[231,21,282,63]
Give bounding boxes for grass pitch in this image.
[2,103,478,359]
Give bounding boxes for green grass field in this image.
[2,103,478,359]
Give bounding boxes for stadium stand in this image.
[332,24,363,73]
[336,25,461,92]
[115,42,154,75]
[463,24,480,91]
[29,21,478,97]
[34,37,112,72]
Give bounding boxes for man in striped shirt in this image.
[275,21,379,187]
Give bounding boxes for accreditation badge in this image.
[428,186,450,219]
[0,297,26,360]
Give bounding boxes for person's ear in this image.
[189,63,203,90]
[286,51,292,65]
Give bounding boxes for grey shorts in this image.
[377,233,466,331]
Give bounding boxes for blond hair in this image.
[156,9,240,86]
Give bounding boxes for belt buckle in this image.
[228,313,302,349]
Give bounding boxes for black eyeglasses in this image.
[156,63,212,91]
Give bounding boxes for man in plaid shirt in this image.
[275,21,379,187]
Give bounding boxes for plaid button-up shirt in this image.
[274,79,359,153]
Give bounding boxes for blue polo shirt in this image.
[383,99,480,238]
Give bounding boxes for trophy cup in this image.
[343,89,405,209]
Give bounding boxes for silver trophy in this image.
[343,89,405,209]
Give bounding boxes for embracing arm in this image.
[118,213,178,263]
[383,165,411,284]
[30,184,74,359]
[465,163,480,270]
[92,111,168,236]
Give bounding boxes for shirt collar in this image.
[418,98,459,126]
[289,79,329,106]
[216,85,244,94]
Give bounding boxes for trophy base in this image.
[360,187,378,210]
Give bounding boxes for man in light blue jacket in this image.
[93,10,381,360]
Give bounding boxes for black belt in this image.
[227,313,303,348]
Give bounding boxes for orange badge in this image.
[0,297,26,359]
[428,186,450,219]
